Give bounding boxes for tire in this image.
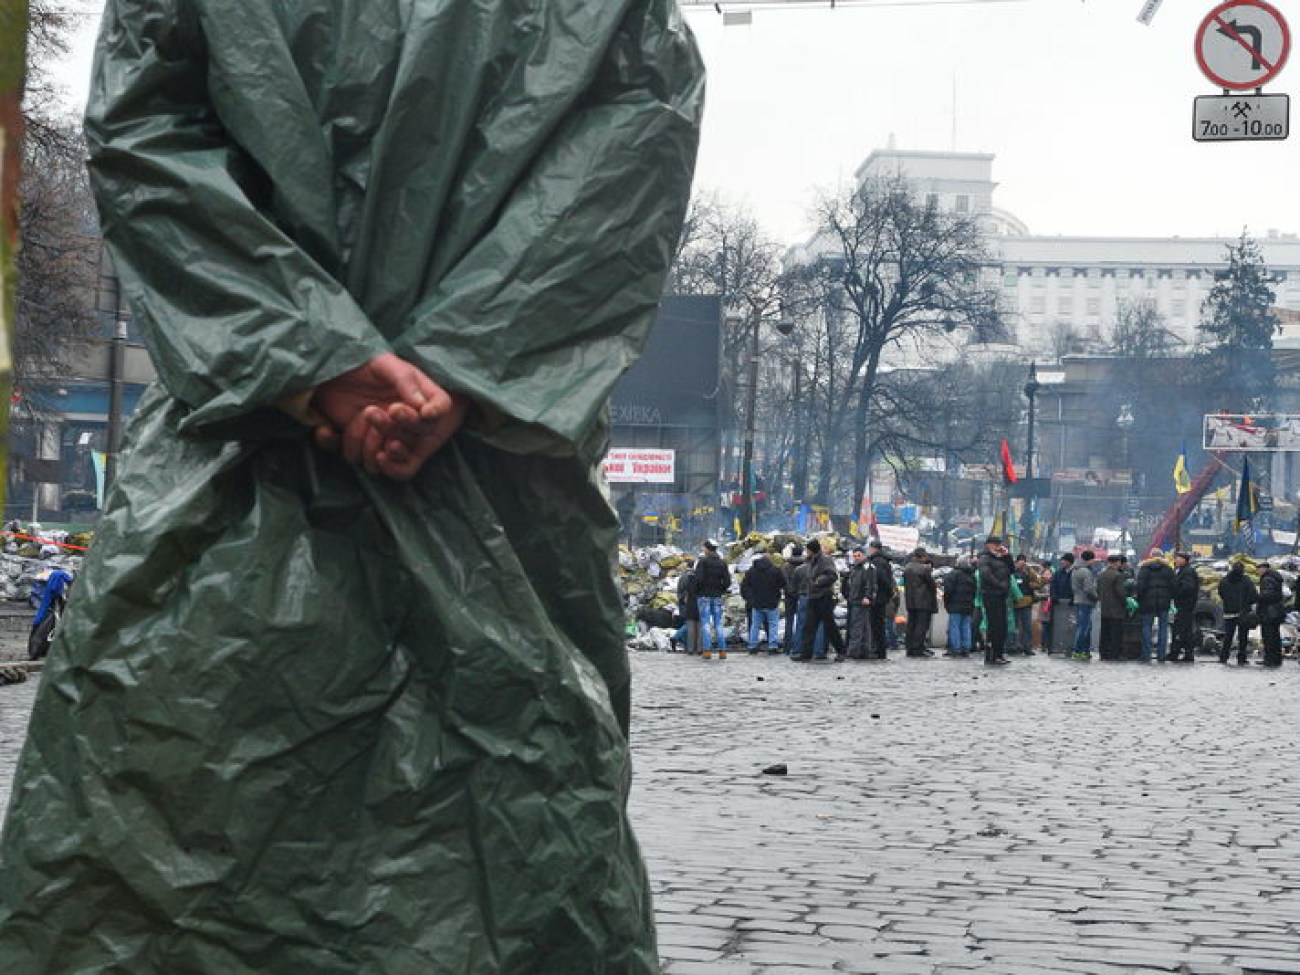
[27,608,59,661]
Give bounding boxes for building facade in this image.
[853,148,1300,358]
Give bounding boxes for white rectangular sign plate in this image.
[1193,93,1289,142]
[603,448,676,483]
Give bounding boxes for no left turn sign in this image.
[1196,0,1290,90]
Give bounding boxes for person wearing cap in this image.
[902,547,937,657]
[867,540,896,659]
[796,538,846,661]
[977,535,1014,665]
[1046,552,1075,654]
[780,545,806,655]
[1256,561,1287,667]
[1097,554,1129,660]
[1168,551,1200,663]
[1070,551,1099,659]
[695,540,732,660]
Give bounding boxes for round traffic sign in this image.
[1195,0,1290,90]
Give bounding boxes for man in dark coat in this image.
[977,535,1014,665]
[1134,549,1175,662]
[902,547,937,658]
[796,538,845,661]
[780,545,805,654]
[696,540,732,660]
[867,540,895,659]
[674,559,700,654]
[1070,550,1100,659]
[843,547,877,659]
[1097,554,1129,661]
[1046,552,1075,654]
[1256,563,1287,668]
[742,555,785,654]
[1217,560,1257,665]
[943,557,977,656]
[1168,551,1200,663]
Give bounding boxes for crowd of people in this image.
[668,536,1297,669]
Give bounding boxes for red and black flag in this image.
[999,438,1018,484]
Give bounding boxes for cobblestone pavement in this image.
[628,652,1300,974]
[4,654,1300,973]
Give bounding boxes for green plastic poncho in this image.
[0,1,703,971]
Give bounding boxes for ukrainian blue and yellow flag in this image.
[1234,456,1258,531]
[1173,441,1192,495]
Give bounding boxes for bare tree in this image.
[24,0,82,160]
[1107,299,1182,358]
[16,4,100,391]
[16,121,99,387]
[798,176,1001,511]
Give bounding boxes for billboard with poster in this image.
[1203,413,1300,451]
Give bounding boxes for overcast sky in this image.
[51,0,1300,246]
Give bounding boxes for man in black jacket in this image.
[977,535,1014,666]
[780,545,805,654]
[742,555,785,654]
[1168,551,1200,663]
[843,547,877,659]
[1256,562,1287,668]
[1134,549,1175,662]
[902,548,937,658]
[696,540,732,660]
[867,540,895,659]
[943,557,977,656]
[796,539,845,661]
[674,559,700,654]
[1217,560,1257,665]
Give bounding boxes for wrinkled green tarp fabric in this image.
[0,0,703,970]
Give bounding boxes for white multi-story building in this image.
[844,148,1300,359]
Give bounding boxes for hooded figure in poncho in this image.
[0,1,704,971]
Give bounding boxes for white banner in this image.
[603,448,676,483]
[877,524,921,554]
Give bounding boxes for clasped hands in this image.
[310,353,468,481]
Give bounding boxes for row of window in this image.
[1017,295,1191,317]
[1005,266,1300,282]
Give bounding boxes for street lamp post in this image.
[1023,363,1040,481]
[739,316,760,538]
[1022,363,1041,555]
[1116,403,1135,558]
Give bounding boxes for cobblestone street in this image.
[4,654,1300,973]
[628,652,1300,974]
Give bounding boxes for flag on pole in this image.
[1173,441,1192,494]
[989,510,1006,539]
[1234,456,1258,532]
[999,439,1017,484]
